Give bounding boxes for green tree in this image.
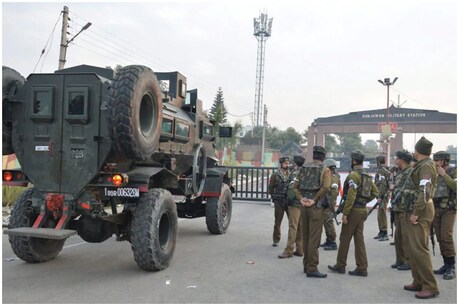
[337,133,363,156]
[325,134,338,154]
[446,145,457,153]
[209,87,227,129]
[362,139,380,158]
[241,126,304,150]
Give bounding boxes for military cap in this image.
[293,155,305,166]
[376,155,386,164]
[324,158,337,167]
[395,150,413,163]
[415,136,433,156]
[279,156,290,164]
[433,151,451,161]
[351,150,365,161]
[313,146,326,155]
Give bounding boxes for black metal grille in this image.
[227,166,276,201]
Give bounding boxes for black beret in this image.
[376,155,386,164]
[313,146,326,155]
[395,150,412,163]
[433,151,450,161]
[293,155,305,166]
[279,156,290,163]
[351,150,365,161]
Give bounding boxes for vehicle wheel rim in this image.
[139,92,154,137]
[159,211,172,251]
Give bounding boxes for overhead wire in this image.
[67,9,254,118]
[391,86,431,109]
[33,11,62,73]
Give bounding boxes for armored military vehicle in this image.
[2,64,233,271]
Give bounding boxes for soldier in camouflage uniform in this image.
[390,150,413,271]
[292,146,331,278]
[328,150,378,277]
[320,159,341,251]
[402,137,439,299]
[269,156,291,247]
[279,155,305,258]
[374,155,391,241]
[432,151,457,280]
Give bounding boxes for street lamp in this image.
[378,77,398,165]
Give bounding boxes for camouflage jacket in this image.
[342,165,378,216]
[292,160,331,205]
[375,166,391,200]
[269,168,291,205]
[401,157,437,215]
[433,166,457,210]
[391,166,413,212]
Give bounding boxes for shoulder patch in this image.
[348,180,358,189]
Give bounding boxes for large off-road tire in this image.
[206,184,232,234]
[131,188,178,271]
[2,66,25,155]
[109,65,163,161]
[192,143,208,196]
[8,188,66,263]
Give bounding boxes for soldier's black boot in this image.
[378,230,389,241]
[374,230,382,239]
[324,241,337,250]
[434,256,447,275]
[320,239,331,247]
[443,257,456,280]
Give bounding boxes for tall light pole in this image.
[378,77,398,165]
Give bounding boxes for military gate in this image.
[305,106,457,163]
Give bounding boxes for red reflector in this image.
[3,171,13,181]
[81,202,91,210]
[112,174,123,186]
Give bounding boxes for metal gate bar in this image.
[227,166,276,201]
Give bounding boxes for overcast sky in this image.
[2,0,457,153]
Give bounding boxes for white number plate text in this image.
[104,187,140,198]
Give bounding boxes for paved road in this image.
[2,200,457,304]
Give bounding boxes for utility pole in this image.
[58,6,92,70]
[58,6,69,70]
[261,105,267,166]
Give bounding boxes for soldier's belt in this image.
[353,201,366,208]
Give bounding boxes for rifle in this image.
[325,194,346,225]
[389,208,395,237]
[328,198,341,226]
[367,199,381,217]
[336,194,346,214]
[430,224,436,256]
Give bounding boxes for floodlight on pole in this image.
[378,77,398,165]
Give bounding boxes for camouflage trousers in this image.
[433,207,456,258]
